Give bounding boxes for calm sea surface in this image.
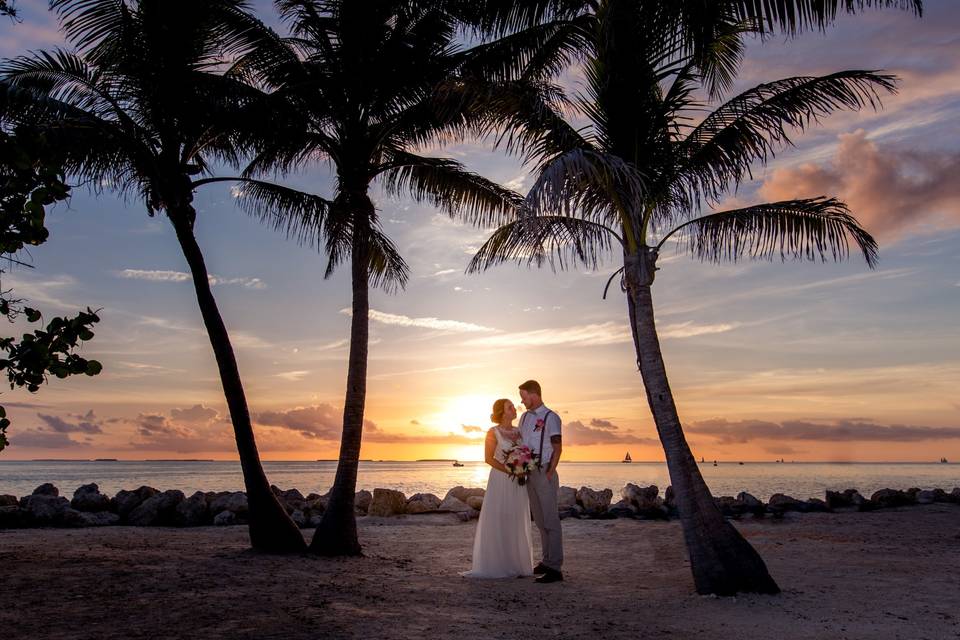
[0,460,957,501]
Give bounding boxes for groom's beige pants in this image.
[526,468,564,571]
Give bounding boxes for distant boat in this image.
[941,457,949,463]
[700,456,705,463]
[713,460,718,467]
[622,452,632,463]
[452,460,464,467]
[738,461,744,465]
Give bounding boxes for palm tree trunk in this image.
[309,209,370,556]
[169,204,306,553]
[623,248,779,596]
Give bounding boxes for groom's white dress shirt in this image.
[519,404,562,468]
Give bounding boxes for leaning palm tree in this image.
[230,0,523,555]
[0,0,331,552]
[467,1,911,595]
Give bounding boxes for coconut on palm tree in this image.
[466,0,918,595]
[0,0,342,552]
[230,0,524,556]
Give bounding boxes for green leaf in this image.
[84,360,103,376]
[24,308,42,323]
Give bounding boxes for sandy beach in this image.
[2,504,958,640]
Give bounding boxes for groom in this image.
[518,379,564,584]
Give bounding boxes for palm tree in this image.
[467,1,915,595]
[230,0,523,556]
[0,0,333,552]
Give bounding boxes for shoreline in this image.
[2,481,958,530]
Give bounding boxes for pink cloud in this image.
[758,129,960,241]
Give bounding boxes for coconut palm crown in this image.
[0,0,343,552]
[229,0,525,555]
[466,0,913,595]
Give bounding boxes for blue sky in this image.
[1,0,958,461]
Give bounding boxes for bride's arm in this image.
[484,429,510,475]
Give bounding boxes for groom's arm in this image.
[546,436,562,479]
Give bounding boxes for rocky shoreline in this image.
[1,482,958,529]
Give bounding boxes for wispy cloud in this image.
[465,319,735,348]
[117,269,266,289]
[274,370,311,382]
[346,308,496,334]
[659,321,739,339]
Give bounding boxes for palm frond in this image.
[526,148,647,231]
[659,197,878,267]
[458,15,593,83]
[200,177,332,248]
[366,228,410,293]
[379,151,523,229]
[729,0,922,35]
[678,71,896,204]
[467,214,621,274]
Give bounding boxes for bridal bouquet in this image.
[503,443,535,485]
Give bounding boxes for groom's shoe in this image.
[535,569,563,584]
[533,562,550,575]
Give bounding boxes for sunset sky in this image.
[1,1,958,463]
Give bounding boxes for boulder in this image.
[557,486,578,510]
[826,489,859,509]
[607,499,637,518]
[113,486,160,519]
[291,509,308,528]
[444,486,486,503]
[32,483,59,497]
[307,513,324,528]
[930,488,950,503]
[577,487,613,515]
[465,495,484,510]
[0,505,24,528]
[736,492,765,515]
[438,495,474,514]
[63,509,120,527]
[271,486,307,514]
[0,494,18,508]
[559,504,583,520]
[405,493,442,514]
[355,490,373,515]
[367,488,407,517]
[175,491,209,526]
[455,509,479,522]
[213,510,237,526]
[128,490,185,526]
[304,493,328,513]
[714,496,739,517]
[208,491,248,518]
[71,483,111,512]
[870,488,914,509]
[805,498,830,513]
[767,493,805,512]
[621,483,662,511]
[663,486,677,514]
[948,488,960,504]
[20,494,70,525]
[916,489,939,505]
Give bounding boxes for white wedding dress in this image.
[460,427,534,578]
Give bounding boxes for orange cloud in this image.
[758,130,960,241]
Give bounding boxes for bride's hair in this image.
[490,398,510,424]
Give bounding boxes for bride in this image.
[460,398,534,578]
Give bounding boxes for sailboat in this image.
[622,452,632,463]
[452,460,464,467]
[940,457,949,464]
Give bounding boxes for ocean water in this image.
[0,460,957,501]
